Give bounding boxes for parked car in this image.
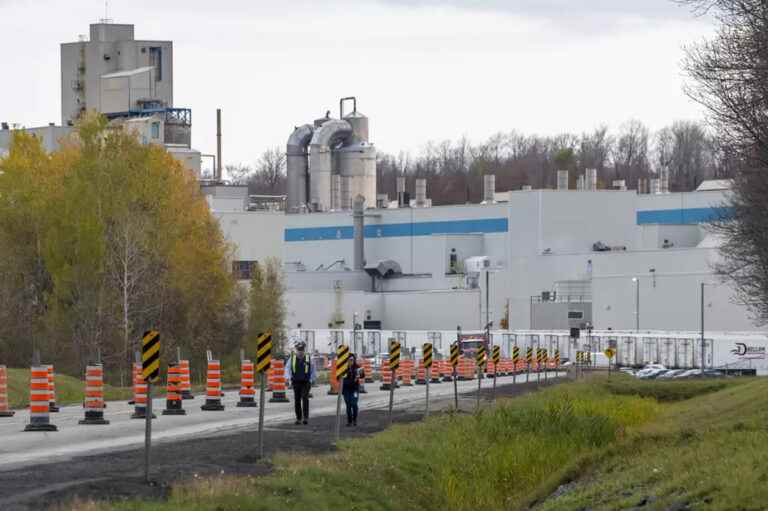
[657,369,687,379]
[635,364,667,378]
[639,368,669,379]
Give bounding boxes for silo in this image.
[344,110,369,143]
[557,170,569,190]
[586,168,597,191]
[337,141,376,209]
[308,119,352,212]
[650,178,661,195]
[576,175,585,191]
[341,175,352,210]
[397,176,406,207]
[331,174,342,210]
[286,124,314,213]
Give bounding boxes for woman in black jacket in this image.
[342,354,364,426]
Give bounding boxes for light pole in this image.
[631,277,640,332]
[700,282,711,371]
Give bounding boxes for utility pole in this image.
[632,277,640,332]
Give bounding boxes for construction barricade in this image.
[179,359,193,399]
[47,364,59,412]
[201,359,225,411]
[131,361,155,419]
[380,365,395,390]
[269,359,290,403]
[80,364,109,425]
[430,362,442,383]
[362,358,374,383]
[25,365,57,431]
[237,359,257,407]
[162,363,186,415]
[0,365,14,417]
[486,359,496,378]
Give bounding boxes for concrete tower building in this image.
[60,23,173,125]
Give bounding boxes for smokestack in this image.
[577,175,585,191]
[331,174,341,210]
[586,168,597,191]
[483,174,496,203]
[353,195,365,270]
[376,193,388,209]
[557,170,569,190]
[415,178,427,207]
[397,177,406,208]
[216,109,222,182]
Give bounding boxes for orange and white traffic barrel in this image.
[269,359,290,403]
[416,360,427,385]
[201,359,225,411]
[399,359,412,387]
[161,363,186,415]
[441,359,452,382]
[79,364,109,425]
[362,358,374,383]
[236,359,257,407]
[179,359,194,400]
[0,365,14,417]
[379,363,394,390]
[24,365,57,431]
[328,359,340,396]
[46,364,59,412]
[130,362,155,419]
[430,361,442,383]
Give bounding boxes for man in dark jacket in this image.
[342,354,365,426]
[285,341,315,425]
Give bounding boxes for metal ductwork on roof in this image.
[286,97,377,213]
[286,124,315,213]
[364,259,402,279]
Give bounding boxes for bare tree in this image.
[614,120,651,188]
[682,0,768,323]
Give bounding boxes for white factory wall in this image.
[215,211,285,262]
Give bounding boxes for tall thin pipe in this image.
[216,109,222,182]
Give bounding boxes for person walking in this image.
[286,341,315,425]
[342,354,365,426]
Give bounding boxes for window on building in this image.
[232,260,256,280]
[568,311,584,320]
[149,47,162,82]
[150,122,160,140]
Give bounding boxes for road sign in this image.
[554,349,561,366]
[604,348,616,359]
[335,344,351,379]
[512,346,520,364]
[141,330,160,383]
[449,343,460,368]
[389,341,401,371]
[476,345,487,368]
[576,351,582,364]
[423,343,433,369]
[255,331,272,373]
[491,345,501,365]
[526,347,533,364]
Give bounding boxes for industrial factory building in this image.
[211,100,749,335]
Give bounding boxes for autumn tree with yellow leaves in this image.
[0,113,245,383]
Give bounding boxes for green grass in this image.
[67,375,763,511]
[6,368,132,409]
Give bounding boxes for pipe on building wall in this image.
[353,194,365,270]
[309,119,352,212]
[286,124,315,213]
[216,109,222,182]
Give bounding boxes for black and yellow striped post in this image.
[388,340,401,424]
[543,348,549,384]
[423,343,433,417]
[450,342,460,410]
[576,351,583,378]
[554,349,561,376]
[475,345,486,411]
[491,345,501,400]
[255,330,272,459]
[525,346,533,383]
[536,348,543,385]
[512,345,520,385]
[141,330,160,484]
[334,344,350,441]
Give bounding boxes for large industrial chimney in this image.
[557,170,569,191]
[396,176,406,207]
[585,168,597,191]
[483,174,496,203]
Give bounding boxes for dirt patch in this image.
[0,378,561,510]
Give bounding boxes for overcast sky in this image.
[0,0,714,175]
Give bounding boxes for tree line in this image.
[233,119,739,205]
[0,113,286,382]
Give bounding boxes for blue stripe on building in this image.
[636,207,732,225]
[284,217,509,242]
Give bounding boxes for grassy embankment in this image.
[70,375,766,510]
[5,368,132,409]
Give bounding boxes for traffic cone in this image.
[328,359,340,396]
[130,362,155,419]
[201,359,225,411]
[268,359,290,403]
[24,365,57,431]
[0,365,14,417]
[47,365,59,412]
[161,363,186,415]
[236,359,257,407]
[79,364,109,425]
[179,359,194,399]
